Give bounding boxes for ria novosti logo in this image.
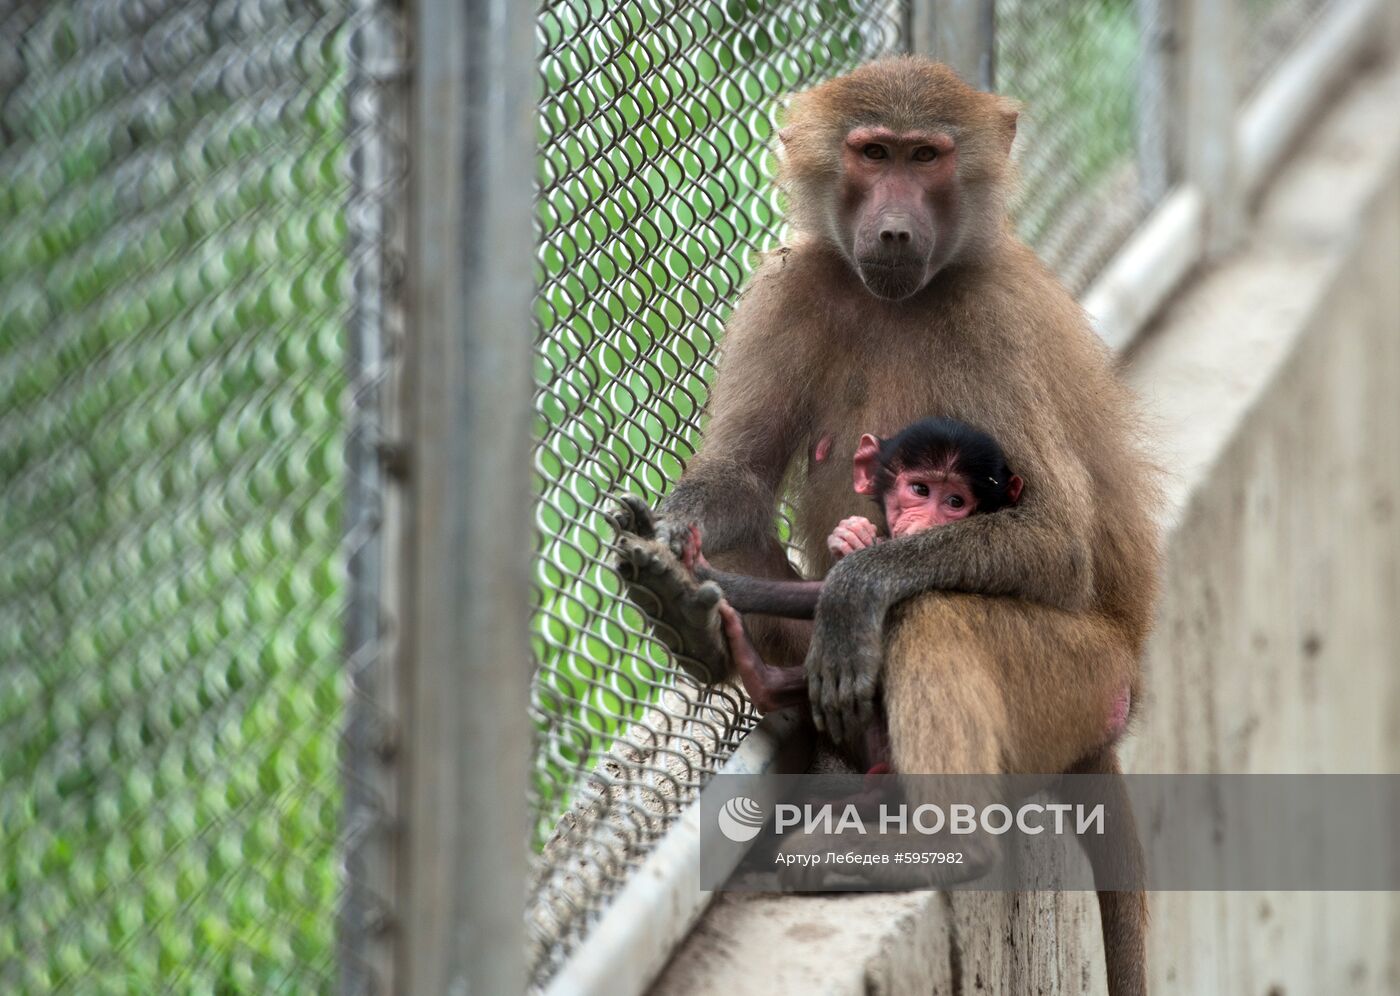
[716,796,768,842]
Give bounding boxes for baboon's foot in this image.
[608,495,731,684]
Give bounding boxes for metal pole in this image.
[341,0,407,992]
[910,0,997,90]
[1135,0,1174,206]
[1181,0,1242,255]
[400,0,535,992]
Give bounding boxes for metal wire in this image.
[0,0,398,992]
[339,0,405,993]
[997,0,1167,296]
[1242,0,1333,94]
[528,0,907,986]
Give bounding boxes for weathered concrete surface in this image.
[650,51,1400,996]
[1123,51,1400,996]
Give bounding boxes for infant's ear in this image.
[852,433,882,495]
[1007,475,1024,505]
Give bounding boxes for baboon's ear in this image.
[778,126,794,146]
[852,434,883,496]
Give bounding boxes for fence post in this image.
[341,0,407,992]
[399,0,536,993]
[1181,0,1242,255]
[1135,0,1174,206]
[909,0,997,90]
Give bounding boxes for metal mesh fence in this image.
[528,0,906,984]
[0,0,398,992]
[1242,0,1333,95]
[996,0,1168,296]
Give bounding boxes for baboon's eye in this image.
[862,144,887,160]
[947,494,965,508]
[911,482,930,497]
[912,146,939,163]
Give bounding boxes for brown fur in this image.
[657,58,1159,996]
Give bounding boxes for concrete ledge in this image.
[651,53,1400,996]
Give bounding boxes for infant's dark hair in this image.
[874,416,1019,514]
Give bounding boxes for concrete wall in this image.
[651,52,1400,996]
[1124,58,1400,994]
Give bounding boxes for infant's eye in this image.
[911,483,930,497]
[947,494,965,508]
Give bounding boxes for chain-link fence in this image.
[0,0,398,991]
[1243,0,1334,94]
[528,1,907,984]
[997,0,1170,295]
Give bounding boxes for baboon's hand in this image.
[608,495,730,684]
[805,553,884,748]
[609,493,698,555]
[607,493,658,540]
